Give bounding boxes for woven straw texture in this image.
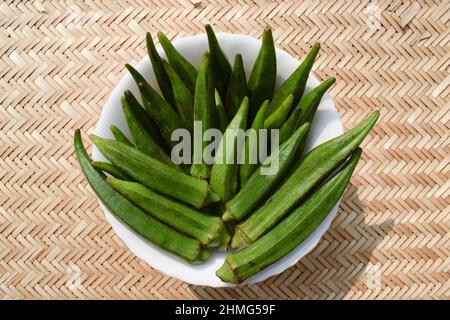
[1,0,449,300]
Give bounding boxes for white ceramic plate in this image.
[92,33,343,287]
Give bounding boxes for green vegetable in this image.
[162,60,194,132]
[157,31,197,93]
[110,125,133,146]
[215,89,229,132]
[210,97,249,201]
[266,43,320,117]
[217,148,362,283]
[278,105,302,144]
[224,123,310,222]
[74,130,204,263]
[122,91,166,150]
[263,94,294,129]
[206,24,232,99]
[106,177,225,246]
[90,135,220,208]
[247,27,276,121]
[91,161,130,180]
[225,54,247,119]
[232,111,379,248]
[146,32,175,108]
[296,77,335,128]
[190,52,217,179]
[121,93,176,168]
[239,99,270,185]
[126,64,185,150]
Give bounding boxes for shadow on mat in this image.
[187,184,394,299]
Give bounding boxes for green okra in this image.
[90,135,220,209]
[225,54,248,119]
[224,123,310,222]
[278,105,301,144]
[296,77,336,128]
[146,32,175,108]
[190,52,217,179]
[215,89,229,132]
[106,177,225,246]
[217,148,363,283]
[263,94,294,129]
[210,97,249,202]
[126,64,185,150]
[122,94,177,169]
[231,111,379,249]
[123,91,166,150]
[239,99,270,186]
[157,31,198,93]
[266,43,320,117]
[110,125,133,146]
[205,24,232,99]
[247,27,277,121]
[162,60,194,132]
[91,161,130,180]
[74,130,204,263]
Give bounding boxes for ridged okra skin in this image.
[74,130,203,263]
[223,123,310,222]
[146,32,175,108]
[217,148,362,283]
[226,54,248,119]
[205,24,232,100]
[247,27,277,121]
[239,99,270,186]
[266,43,321,117]
[190,52,217,179]
[110,125,133,146]
[90,135,220,209]
[232,111,379,249]
[157,31,198,93]
[107,177,225,246]
[210,97,249,202]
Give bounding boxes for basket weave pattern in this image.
[0,0,449,299]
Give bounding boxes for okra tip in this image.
[230,227,249,249]
[204,189,221,206]
[221,210,234,222]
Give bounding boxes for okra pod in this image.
[74,130,203,263]
[263,94,294,129]
[217,148,362,283]
[146,32,175,107]
[121,94,176,169]
[278,105,301,144]
[210,97,249,201]
[296,77,335,128]
[215,89,229,132]
[232,111,379,248]
[190,52,217,179]
[162,60,194,132]
[106,177,225,246]
[224,123,310,222]
[239,99,270,185]
[126,64,185,150]
[266,43,320,117]
[157,31,198,93]
[123,90,167,150]
[225,54,247,119]
[205,24,232,99]
[91,161,130,180]
[247,27,276,121]
[110,125,133,146]
[90,135,220,208]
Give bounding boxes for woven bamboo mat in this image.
[0,0,449,300]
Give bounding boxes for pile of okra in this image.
[74,25,379,284]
